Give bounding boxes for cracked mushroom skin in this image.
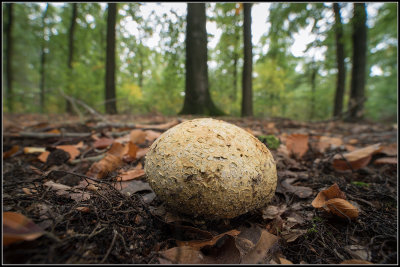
[144,118,277,219]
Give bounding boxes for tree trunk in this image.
[347,3,367,122]
[40,4,49,114]
[66,3,77,114]
[309,64,318,120]
[241,3,253,117]
[180,3,221,115]
[5,3,14,113]
[333,3,346,118]
[105,3,117,114]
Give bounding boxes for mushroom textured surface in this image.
[144,118,277,219]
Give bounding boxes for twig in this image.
[101,229,118,263]
[8,131,91,139]
[58,88,85,123]
[70,154,105,165]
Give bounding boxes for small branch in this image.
[101,229,118,263]
[9,131,91,139]
[69,154,105,165]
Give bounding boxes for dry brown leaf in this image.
[324,198,359,219]
[45,128,61,134]
[3,145,20,159]
[281,178,313,198]
[86,154,123,179]
[340,259,373,264]
[332,143,382,171]
[285,133,309,158]
[123,142,138,162]
[3,211,45,246]
[312,183,346,209]
[160,246,206,264]
[378,143,397,156]
[93,137,114,149]
[38,151,50,163]
[117,169,145,181]
[76,207,90,213]
[130,129,147,144]
[348,139,358,145]
[278,257,293,264]
[137,147,149,159]
[107,142,128,158]
[56,145,80,161]
[345,145,357,152]
[22,188,32,195]
[145,130,162,142]
[176,230,240,249]
[24,147,46,154]
[241,229,279,264]
[373,157,397,165]
[316,136,343,153]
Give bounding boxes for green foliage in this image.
[257,135,280,150]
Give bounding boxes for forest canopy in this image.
[2,2,398,122]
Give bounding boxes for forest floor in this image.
[2,113,397,264]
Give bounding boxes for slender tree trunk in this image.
[5,3,14,113]
[310,64,318,120]
[241,3,253,117]
[138,43,144,88]
[333,3,346,118]
[232,22,240,102]
[180,3,221,115]
[105,3,117,114]
[66,3,77,114]
[40,4,49,114]
[347,3,367,122]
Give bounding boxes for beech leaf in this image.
[285,133,309,158]
[3,212,44,246]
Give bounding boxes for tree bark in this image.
[310,64,318,120]
[241,3,253,117]
[40,4,49,114]
[5,3,14,113]
[347,3,367,122]
[105,3,117,114]
[180,3,221,115]
[333,3,346,118]
[66,3,77,114]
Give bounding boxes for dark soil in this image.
[2,114,398,264]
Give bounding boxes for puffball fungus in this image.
[144,118,277,219]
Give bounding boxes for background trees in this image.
[105,3,117,114]
[241,3,253,117]
[2,3,397,123]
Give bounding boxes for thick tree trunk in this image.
[5,3,14,113]
[241,3,253,117]
[333,3,346,118]
[180,3,221,115]
[105,3,117,114]
[40,4,49,114]
[347,3,367,122]
[66,3,77,114]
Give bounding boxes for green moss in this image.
[258,135,280,149]
[351,181,370,187]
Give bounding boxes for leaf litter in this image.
[2,114,397,264]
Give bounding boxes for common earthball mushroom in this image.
[144,118,277,219]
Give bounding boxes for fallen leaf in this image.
[332,143,382,171]
[45,128,61,134]
[22,188,32,195]
[344,245,371,261]
[278,257,293,264]
[107,142,128,158]
[3,145,20,159]
[76,207,90,213]
[117,169,145,181]
[93,137,114,149]
[122,142,138,162]
[24,147,46,154]
[56,145,80,161]
[285,133,309,158]
[262,204,287,220]
[44,180,90,202]
[348,139,358,145]
[281,229,307,243]
[373,157,397,165]
[3,212,44,246]
[38,151,50,163]
[136,147,149,159]
[116,180,152,195]
[86,154,123,179]
[340,259,373,264]
[241,229,279,264]
[316,136,343,153]
[145,130,162,142]
[281,178,313,198]
[160,246,206,264]
[312,183,347,209]
[324,198,359,219]
[130,129,147,144]
[379,143,397,156]
[176,230,240,249]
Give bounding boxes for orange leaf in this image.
[56,145,80,161]
[86,154,123,179]
[117,169,145,181]
[3,145,20,159]
[38,151,50,162]
[278,257,293,264]
[137,147,149,159]
[108,142,128,158]
[332,143,382,171]
[123,142,138,162]
[316,136,343,153]
[324,198,359,219]
[145,130,161,142]
[76,207,90,213]
[311,183,346,209]
[379,143,397,156]
[3,212,44,246]
[340,259,373,264]
[45,128,61,134]
[374,157,397,165]
[285,133,309,158]
[93,137,114,149]
[130,129,147,144]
